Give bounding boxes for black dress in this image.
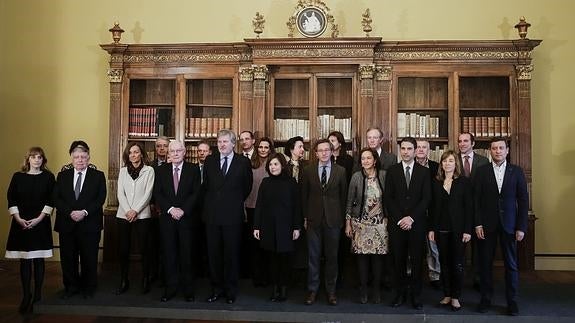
[5,171,55,259]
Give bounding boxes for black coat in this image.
[430,176,473,234]
[254,175,302,253]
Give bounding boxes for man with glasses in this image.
[301,139,348,306]
[153,140,200,302]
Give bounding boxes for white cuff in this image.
[8,206,19,215]
[42,206,53,215]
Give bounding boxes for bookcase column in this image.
[239,66,254,135]
[358,64,375,148]
[375,65,393,151]
[252,65,269,138]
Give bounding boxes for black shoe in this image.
[430,280,441,290]
[507,301,519,316]
[391,293,406,307]
[83,291,94,299]
[277,286,287,302]
[372,290,382,304]
[160,291,176,302]
[226,296,236,304]
[115,280,129,295]
[18,294,32,314]
[411,296,423,310]
[206,293,222,303]
[185,295,195,302]
[477,298,491,313]
[270,285,280,302]
[60,288,77,300]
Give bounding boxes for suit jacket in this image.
[380,151,398,171]
[427,160,439,180]
[384,162,431,233]
[301,161,348,229]
[458,152,489,182]
[286,158,308,184]
[54,167,107,233]
[116,165,155,220]
[474,163,529,234]
[202,153,253,226]
[430,176,473,234]
[153,162,200,225]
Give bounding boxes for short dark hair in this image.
[314,138,333,152]
[358,147,381,171]
[328,131,345,145]
[265,153,288,177]
[122,142,149,166]
[459,132,476,143]
[489,136,509,148]
[69,140,90,154]
[400,136,417,149]
[284,136,304,158]
[240,130,254,139]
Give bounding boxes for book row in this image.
[461,116,510,137]
[397,113,440,138]
[185,117,232,138]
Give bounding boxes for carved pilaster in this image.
[252,65,268,136]
[516,64,533,80]
[107,68,123,83]
[358,64,375,80]
[252,65,269,81]
[239,66,254,82]
[375,65,392,81]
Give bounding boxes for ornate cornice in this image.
[375,65,392,81]
[358,64,375,79]
[516,64,534,80]
[253,48,372,59]
[122,52,250,64]
[376,50,521,61]
[107,69,123,83]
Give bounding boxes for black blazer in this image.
[153,162,200,224]
[427,160,439,180]
[54,168,107,233]
[474,163,529,234]
[202,153,253,226]
[430,176,473,234]
[458,153,489,182]
[384,162,431,233]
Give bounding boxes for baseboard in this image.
[535,255,575,270]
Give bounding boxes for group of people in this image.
[5,128,528,316]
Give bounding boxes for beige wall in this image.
[1,0,573,269]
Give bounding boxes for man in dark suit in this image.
[474,137,528,316]
[458,132,490,289]
[203,129,253,304]
[384,137,431,310]
[366,127,397,171]
[153,140,200,302]
[301,139,348,306]
[415,140,441,289]
[54,140,106,299]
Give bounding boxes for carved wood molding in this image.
[516,64,534,80]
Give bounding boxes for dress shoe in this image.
[270,285,280,302]
[372,291,381,304]
[477,298,491,313]
[304,291,316,305]
[226,296,236,304]
[507,301,519,316]
[390,293,406,307]
[206,293,222,303]
[277,286,287,302]
[83,291,94,299]
[160,292,176,302]
[18,294,32,314]
[411,297,423,310]
[185,295,195,302]
[115,280,129,295]
[60,288,77,300]
[327,293,338,306]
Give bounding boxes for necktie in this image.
[405,166,411,188]
[464,155,471,178]
[173,167,180,193]
[321,165,327,189]
[74,172,82,199]
[199,165,203,183]
[221,156,228,176]
[245,153,249,159]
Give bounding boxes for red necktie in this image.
[464,156,471,177]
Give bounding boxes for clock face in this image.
[296,7,327,38]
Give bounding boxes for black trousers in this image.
[479,228,519,304]
[159,216,195,296]
[206,223,242,297]
[389,228,425,297]
[243,208,269,284]
[116,218,152,280]
[436,231,466,298]
[59,230,101,293]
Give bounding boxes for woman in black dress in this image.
[5,147,55,313]
[253,153,301,302]
[428,150,473,311]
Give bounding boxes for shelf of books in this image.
[459,76,510,145]
[273,79,310,141]
[186,79,233,139]
[317,77,353,141]
[128,79,176,139]
[396,77,448,141]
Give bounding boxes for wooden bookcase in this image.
[101,38,540,269]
